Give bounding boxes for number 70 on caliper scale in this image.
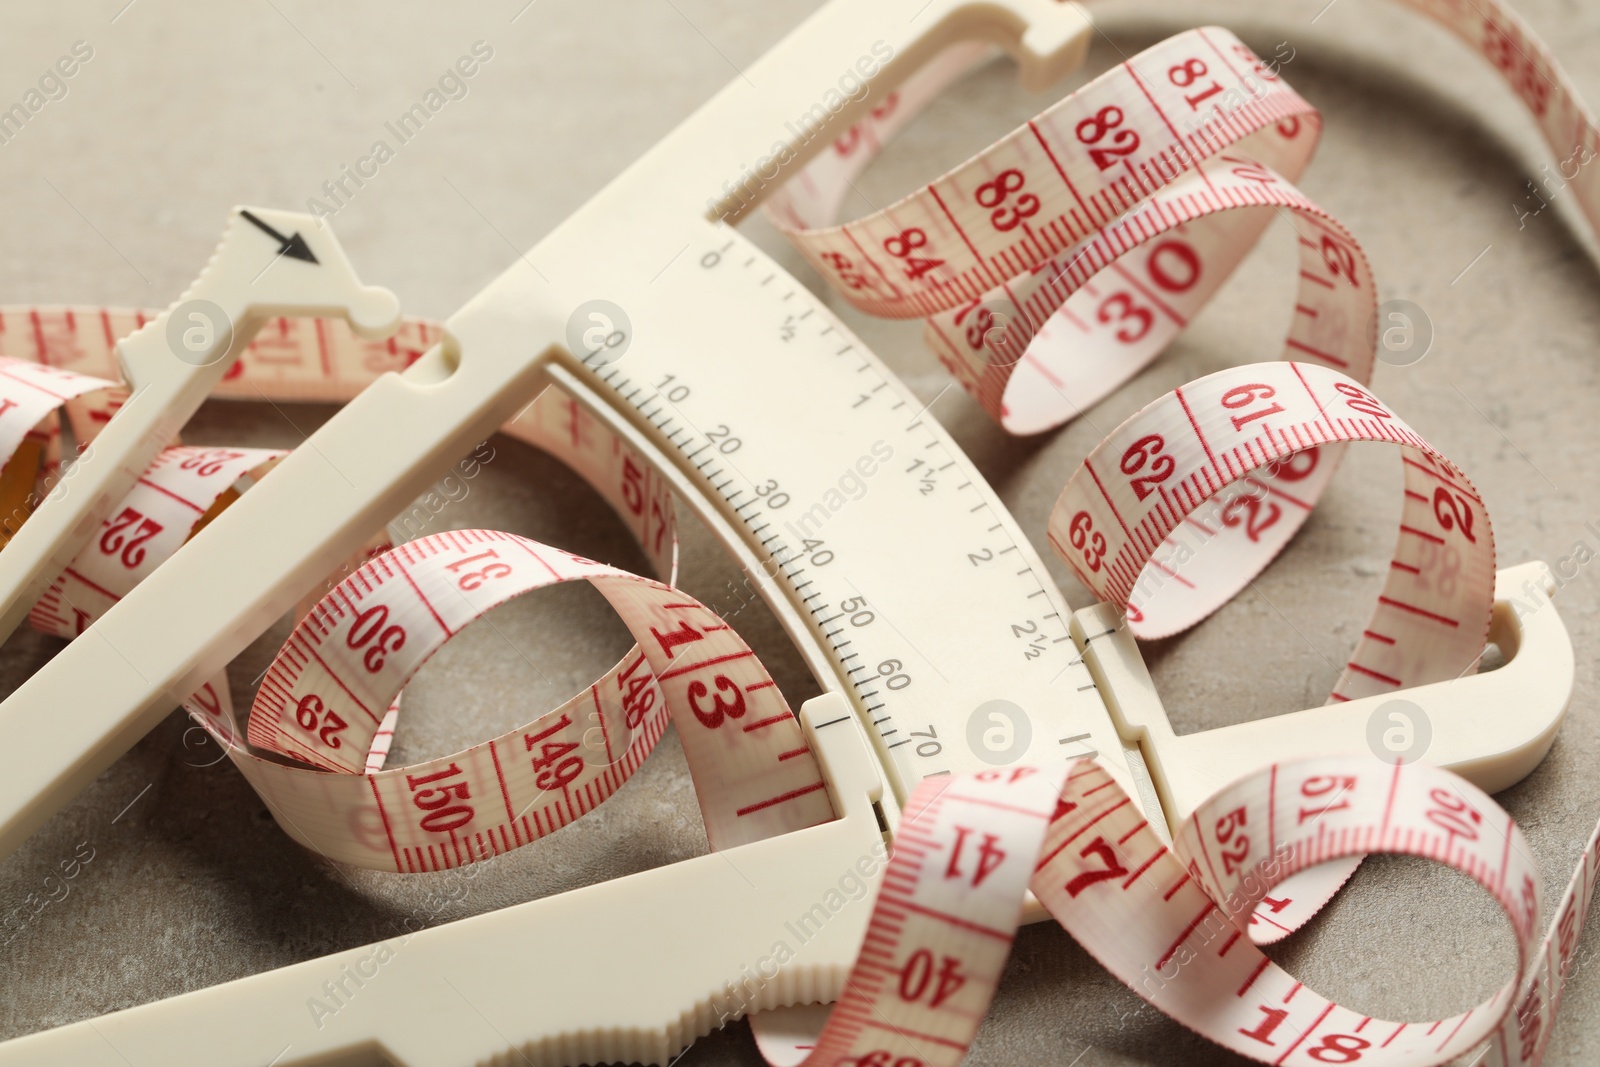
[0,0,1575,1063]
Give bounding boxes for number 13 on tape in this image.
[0,0,1593,1064]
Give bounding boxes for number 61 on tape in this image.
[0,0,1590,1064]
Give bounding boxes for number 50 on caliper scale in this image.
[0,0,1579,1063]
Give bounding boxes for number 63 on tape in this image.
[0,0,1593,1065]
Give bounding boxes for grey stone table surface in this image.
[0,0,1598,1064]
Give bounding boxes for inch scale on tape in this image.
[0,0,1592,1063]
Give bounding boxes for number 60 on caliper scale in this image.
[0,0,1587,1064]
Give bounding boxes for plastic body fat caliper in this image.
[0,0,1593,1064]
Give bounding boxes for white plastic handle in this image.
[0,695,885,1067]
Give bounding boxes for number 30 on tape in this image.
[0,0,1594,1059]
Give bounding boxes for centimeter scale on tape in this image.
[0,0,1592,1064]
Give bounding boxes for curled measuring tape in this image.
[768,27,1339,434]
[765,3,1444,970]
[0,350,1573,1062]
[779,753,1599,1067]
[0,0,1596,1062]
[769,26,1387,655]
[1048,360,1495,693]
[0,329,832,871]
[0,322,1564,1065]
[241,528,836,867]
[752,0,1592,1060]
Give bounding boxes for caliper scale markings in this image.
[579,228,1119,802]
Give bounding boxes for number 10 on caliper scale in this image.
[0,0,1576,1063]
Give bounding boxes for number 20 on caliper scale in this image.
[0,0,1587,1064]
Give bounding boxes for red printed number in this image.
[1120,434,1173,500]
[1076,105,1141,170]
[1067,510,1106,572]
[1239,1008,1373,1061]
[521,710,585,793]
[178,449,245,477]
[1432,488,1478,544]
[620,456,645,515]
[945,825,1008,889]
[687,674,746,729]
[617,653,656,729]
[650,619,705,659]
[1425,787,1483,842]
[1238,1006,1289,1046]
[973,169,1040,231]
[524,713,584,792]
[1063,836,1129,897]
[347,603,406,673]
[821,251,872,292]
[1169,57,1223,110]
[100,507,163,568]
[294,693,349,750]
[1147,240,1202,292]
[883,228,946,282]
[1097,292,1154,344]
[1265,448,1319,483]
[445,548,513,590]
[1320,236,1360,286]
[1298,775,1355,824]
[1220,383,1284,432]
[1333,381,1391,419]
[1214,806,1250,875]
[1220,494,1281,543]
[897,949,967,1009]
[1309,1035,1371,1063]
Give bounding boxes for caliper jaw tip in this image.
[217,205,402,340]
[114,205,400,391]
[1074,561,1574,833]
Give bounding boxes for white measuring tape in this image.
[1049,360,1494,694]
[768,27,1331,434]
[0,0,1596,1061]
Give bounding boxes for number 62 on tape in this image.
[0,0,1592,1064]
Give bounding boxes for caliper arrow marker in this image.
[239,209,319,265]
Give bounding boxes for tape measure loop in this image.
[1049,361,1495,705]
[1037,755,1541,1066]
[771,27,1350,436]
[770,27,1320,320]
[0,316,732,872]
[792,755,1562,1067]
[4,0,1600,1049]
[936,153,1377,434]
[264,533,836,864]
